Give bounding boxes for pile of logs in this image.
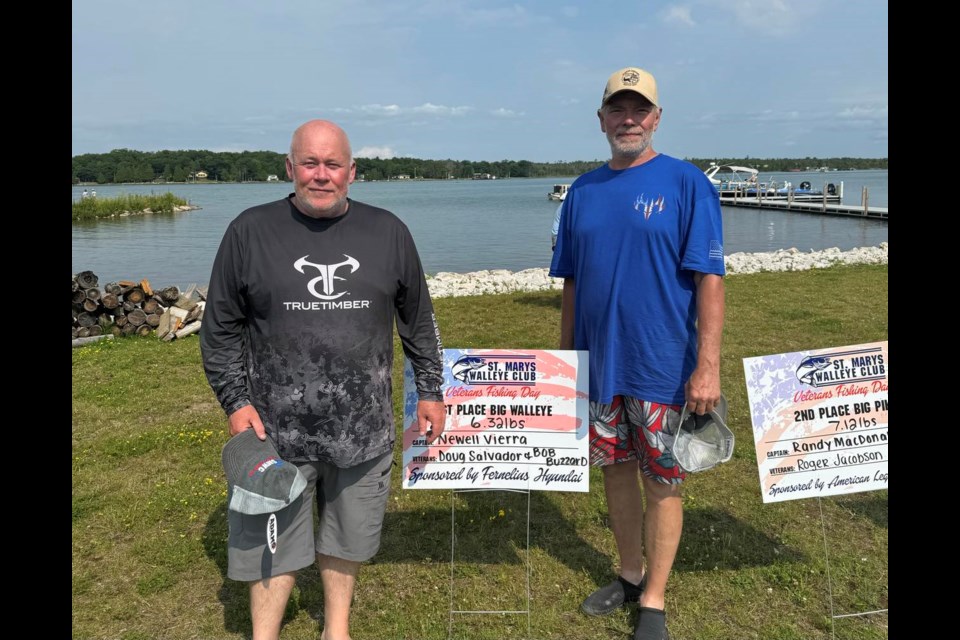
[72,270,206,345]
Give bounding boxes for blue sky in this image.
[72,0,887,162]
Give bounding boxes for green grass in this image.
[72,192,192,221]
[72,264,888,639]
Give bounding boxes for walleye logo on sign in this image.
[795,347,886,388]
[451,354,537,386]
[796,356,831,385]
[452,356,485,382]
[294,254,359,300]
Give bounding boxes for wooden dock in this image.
[718,194,887,220]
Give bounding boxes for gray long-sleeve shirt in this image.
[200,196,443,467]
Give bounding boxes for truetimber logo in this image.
[294,254,360,300]
[285,254,372,311]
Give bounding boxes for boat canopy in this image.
[717,165,757,175]
[705,164,758,177]
[704,164,759,185]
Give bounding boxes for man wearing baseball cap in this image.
[549,67,726,640]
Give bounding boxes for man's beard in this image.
[608,128,653,159]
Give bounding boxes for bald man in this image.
[201,120,446,640]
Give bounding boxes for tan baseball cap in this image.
[601,67,659,108]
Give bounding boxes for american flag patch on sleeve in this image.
[709,240,724,260]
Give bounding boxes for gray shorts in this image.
[226,450,394,582]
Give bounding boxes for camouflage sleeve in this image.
[199,223,252,416]
[394,226,444,402]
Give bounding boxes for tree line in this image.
[72,149,888,184]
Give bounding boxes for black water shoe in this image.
[580,574,646,616]
[633,606,670,640]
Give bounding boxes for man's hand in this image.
[227,405,267,440]
[417,400,446,445]
[684,367,721,416]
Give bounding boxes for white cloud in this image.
[838,105,888,120]
[355,145,396,159]
[240,115,281,124]
[462,4,540,27]
[210,144,260,153]
[662,5,696,27]
[358,104,403,117]
[412,103,472,116]
[338,103,472,118]
[749,109,800,123]
[491,108,524,118]
[729,0,791,23]
[701,0,806,35]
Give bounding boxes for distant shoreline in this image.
[73,180,287,186]
[72,168,889,188]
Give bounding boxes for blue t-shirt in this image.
[548,154,725,405]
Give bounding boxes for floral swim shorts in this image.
[589,396,686,484]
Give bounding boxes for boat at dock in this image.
[547,184,570,201]
[735,180,843,203]
[704,163,841,203]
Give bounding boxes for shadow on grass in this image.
[831,491,888,529]
[201,492,805,635]
[379,493,804,578]
[512,292,562,310]
[376,490,612,573]
[675,507,805,571]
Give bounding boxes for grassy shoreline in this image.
[72,192,196,221]
[72,263,888,640]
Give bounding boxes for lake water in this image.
[72,170,888,290]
